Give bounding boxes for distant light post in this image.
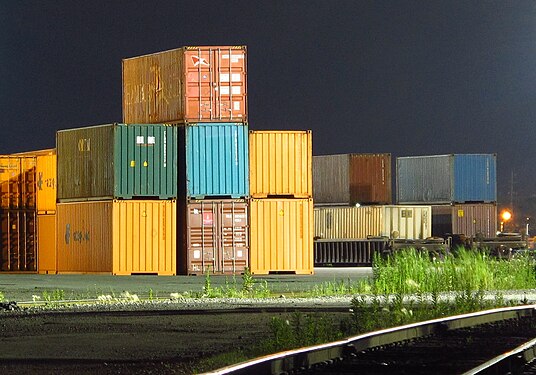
[500,210,512,233]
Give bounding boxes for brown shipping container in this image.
[249,198,313,275]
[57,200,176,275]
[123,46,247,123]
[431,203,497,238]
[0,156,36,209]
[37,214,56,274]
[0,210,36,272]
[249,130,312,198]
[179,199,248,275]
[313,153,392,205]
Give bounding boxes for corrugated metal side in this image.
[0,210,36,272]
[312,154,350,204]
[37,214,56,274]
[432,203,497,238]
[313,206,383,239]
[113,200,176,275]
[185,124,249,198]
[249,198,313,275]
[182,199,248,275]
[453,154,497,202]
[396,155,452,204]
[349,154,392,204]
[249,130,312,198]
[114,124,177,199]
[122,46,247,123]
[314,239,389,266]
[381,205,431,239]
[0,156,36,209]
[57,124,115,201]
[36,154,57,213]
[56,201,113,273]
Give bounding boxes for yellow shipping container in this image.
[249,198,313,275]
[0,156,36,209]
[37,214,56,274]
[56,200,176,275]
[249,130,312,198]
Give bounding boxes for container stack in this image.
[55,124,177,275]
[122,46,250,275]
[396,154,498,240]
[249,131,314,275]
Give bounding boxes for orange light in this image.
[501,210,512,222]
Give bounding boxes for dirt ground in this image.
[0,308,350,375]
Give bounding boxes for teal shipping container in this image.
[57,124,177,201]
[180,123,249,199]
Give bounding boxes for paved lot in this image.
[0,267,373,302]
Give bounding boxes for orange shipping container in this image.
[56,200,176,275]
[122,46,247,124]
[37,214,56,274]
[0,210,36,272]
[249,130,312,198]
[0,156,36,209]
[249,198,313,275]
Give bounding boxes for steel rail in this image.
[205,304,536,375]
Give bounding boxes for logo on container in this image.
[192,55,210,67]
[64,224,90,245]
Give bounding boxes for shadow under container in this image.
[249,198,313,275]
[56,200,176,275]
[122,46,247,124]
[178,199,249,275]
[313,153,392,205]
[249,130,312,198]
[57,124,177,201]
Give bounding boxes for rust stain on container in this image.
[37,214,56,274]
[0,210,36,272]
[122,46,247,123]
[57,200,176,275]
[313,153,392,205]
[179,199,249,275]
[249,198,313,275]
[249,130,312,198]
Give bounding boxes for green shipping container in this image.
[57,124,177,201]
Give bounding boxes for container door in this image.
[37,214,56,274]
[187,202,219,274]
[218,202,248,274]
[0,210,36,272]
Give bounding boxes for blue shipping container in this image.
[396,154,497,204]
[182,123,249,199]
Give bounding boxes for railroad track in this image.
[208,305,536,375]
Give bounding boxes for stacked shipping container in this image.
[249,131,314,275]
[122,46,250,275]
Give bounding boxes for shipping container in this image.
[249,198,313,275]
[178,199,248,275]
[56,200,176,275]
[314,238,389,266]
[249,130,312,198]
[314,205,431,240]
[37,214,56,274]
[432,203,497,239]
[397,154,497,204]
[122,46,247,124]
[0,156,36,209]
[0,210,36,272]
[57,124,177,201]
[313,153,392,205]
[180,124,248,199]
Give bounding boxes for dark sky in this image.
[1,1,535,206]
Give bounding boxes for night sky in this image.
[1,1,536,222]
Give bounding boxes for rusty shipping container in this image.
[249,198,313,275]
[0,156,36,209]
[432,203,497,238]
[0,210,36,272]
[249,130,312,198]
[122,46,247,124]
[13,149,57,213]
[57,124,177,201]
[313,153,392,205]
[314,205,431,240]
[178,199,248,275]
[37,214,56,274]
[56,200,176,275]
